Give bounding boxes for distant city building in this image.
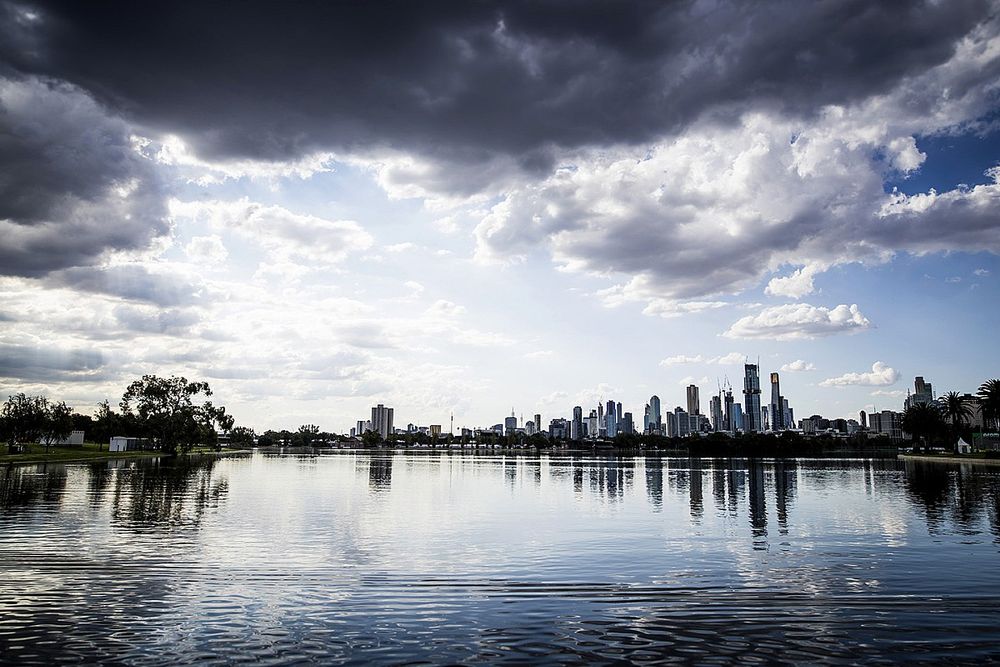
[769,372,785,431]
[710,395,723,432]
[724,389,735,433]
[905,376,935,410]
[525,420,537,436]
[686,385,700,416]
[859,409,868,429]
[534,414,542,433]
[648,395,662,435]
[869,410,903,441]
[429,425,442,438]
[571,406,583,440]
[549,418,568,440]
[733,403,744,432]
[673,407,690,437]
[621,412,634,435]
[371,405,393,440]
[587,410,598,439]
[605,399,618,438]
[504,410,518,435]
[743,364,762,433]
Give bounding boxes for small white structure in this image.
[38,430,85,446]
[956,437,972,455]
[109,436,143,452]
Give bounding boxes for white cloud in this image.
[781,359,816,372]
[185,235,228,263]
[870,389,906,397]
[974,268,991,277]
[820,362,899,387]
[724,303,870,340]
[765,264,825,299]
[661,352,746,367]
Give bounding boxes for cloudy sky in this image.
[1,0,999,432]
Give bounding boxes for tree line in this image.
[1,375,241,456]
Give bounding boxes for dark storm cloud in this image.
[53,265,206,307]
[0,341,111,383]
[0,0,989,165]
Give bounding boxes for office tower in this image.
[371,404,394,440]
[356,420,367,436]
[525,420,537,435]
[723,389,735,433]
[782,398,791,431]
[643,404,650,434]
[743,364,762,433]
[649,395,662,434]
[534,414,542,432]
[504,410,517,435]
[859,409,868,429]
[905,376,934,409]
[733,403,744,431]
[769,372,785,431]
[710,395,723,432]
[674,407,690,437]
[762,406,769,431]
[587,409,598,439]
[572,406,583,440]
[606,399,618,438]
[686,384,700,416]
[616,402,623,422]
[621,412,634,435]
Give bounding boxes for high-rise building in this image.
[723,389,735,433]
[743,364,762,433]
[572,406,583,440]
[673,407,690,437]
[769,372,785,431]
[643,403,650,434]
[649,395,662,434]
[686,385,700,416]
[905,376,934,410]
[782,398,792,431]
[621,412,634,435]
[605,399,618,438]
[616,402,623,422]
[534,414,542,432]
[710,395,723,432]
[371,405,394,440]
[504,410,518,435]
[859,409,868,429]
[733,403,744,432]
[587,409,598,439]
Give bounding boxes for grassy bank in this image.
[899,453,1000,465]
[0,442,226,466]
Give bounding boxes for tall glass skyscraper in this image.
[743,364,762,433]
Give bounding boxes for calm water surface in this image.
[2,453,1000,665]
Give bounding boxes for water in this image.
[1,453,999,665]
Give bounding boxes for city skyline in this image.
[1,2,999,433]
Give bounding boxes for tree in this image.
[39,400,74,453]
[977,379,1000,433]
[228,426,256,448]
[901,402,946,452]
[119,375,232,456]
[939,391,974,435]
[294,424,320,447]
[361,429,382,448]
[0,394,47,452]
[91,400,124,449]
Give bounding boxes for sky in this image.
[0,0,999,433]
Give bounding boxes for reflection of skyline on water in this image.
[2,454,1000,664]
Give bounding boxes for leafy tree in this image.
[0,394,47,452]
[294,424,320,447]
[91,400,125,449]
[228,426,256,448]
[977,379,1000,433]
[119,375,232,456]
[901,402,946,452]
[939,391,974,438]
[39,400,74,453]
[361,429,382,448]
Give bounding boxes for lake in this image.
[1,453,999,664]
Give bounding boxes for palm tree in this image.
[978,379,1000,434]
[901,402,946,452]
[939,391,973,430]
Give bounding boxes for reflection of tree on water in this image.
[0,464,68,509]
[110,457,228,530]
[367,454,393,492]
[904,461,1000,537]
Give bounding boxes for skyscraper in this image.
[769,372,785,431]
[504,410,517,435]
[605,399,617,438]
[743,364,762,433]
[723,388,735,433]
[371,404,394,440]
[686,384,700,416]
[572,406,583,440]
[710,395,723,432]
[534,414,542,432]
[648,395,662,434]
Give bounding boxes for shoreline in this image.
[899,453,1000,465]
[1,448,252,468]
